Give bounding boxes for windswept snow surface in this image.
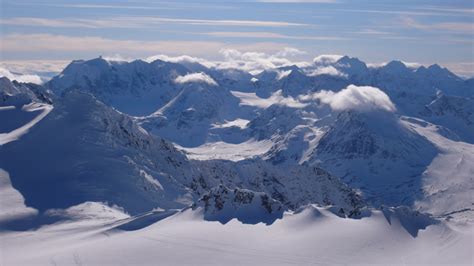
[0,204,472,265]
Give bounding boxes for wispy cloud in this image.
[0,16,308,29]
[46,4,174,10]
[401,17,474,34]
[351,29,393,35]
[415,6,474,15]
[256,0,337,3]
[202,31,346,40]
[0,33,290,56]
[17,2,237,11]
[0,17,111,29]
[332,8,468,17]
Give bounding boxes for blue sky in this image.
[0,0,473,76]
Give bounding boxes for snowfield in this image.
[1,202,472,265]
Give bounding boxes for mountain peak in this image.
[385,60,408,70]
[336,56,366,66]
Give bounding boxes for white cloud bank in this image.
[147,47,310,75]
[174,72,218,86]
[303,85,396,112]
[145,54,217,68]
[0,67,43,84]
[217,48,311,74]
[307,66,347,77]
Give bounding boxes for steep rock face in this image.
[333,56,370,83]
[420,94,474,143]
[191,159,364,214]
[195,185,284,224]
[277,66,313,96]
[0,77,52,106]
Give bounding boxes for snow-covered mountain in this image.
[1,54,473,265]
[0,89,195,214]
[139,79,244,147]
[0,78,363,218]
[419,93,474,143]
[41,56,473,217]
[310,110,438,207]
[47,57,190,115]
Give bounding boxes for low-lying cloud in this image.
[0,67,43,84]
[145,54,217,68]
[303,85,396,112]
[174,72,218,86]
[216,48,311,74]
[148,48,310,75]
[313,54,343,65]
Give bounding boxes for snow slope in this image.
[0,84,363,218]
[0,90,196,214]
[1,203,472,265]
[401,116,474,222]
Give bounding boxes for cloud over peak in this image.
[174,72,218,86]
[304,85,396,112]
[313,54,344,65]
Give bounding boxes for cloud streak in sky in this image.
[401,17,474,33]
[0,34,291,56]
[256,0,337,3]
[202,31,347,41]
[0,16,308,29]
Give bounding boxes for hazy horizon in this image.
[1,0,473,78]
